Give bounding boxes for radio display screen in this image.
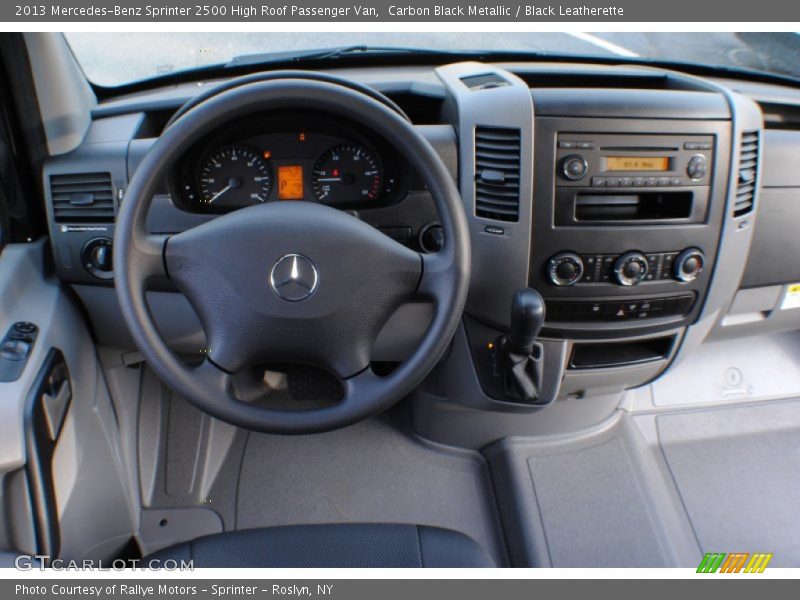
[606,157,670,171]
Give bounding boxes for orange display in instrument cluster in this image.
[278,165,304,200]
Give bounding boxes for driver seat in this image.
[144,523,495,568]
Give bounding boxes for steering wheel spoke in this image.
[416,250,454,301]
[135,233,170,279]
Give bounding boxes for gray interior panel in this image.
[741,187,800,288]
[485,415,700,567]
[650,331,800,407]
[0,242,136,559]
[656,400,800,566]
[125,365,507,565]
[138,507,223,556]
[236,414,508,567]
[525,437,666,567]
[713,285,800,340]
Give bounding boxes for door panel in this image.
[0,240,136,560]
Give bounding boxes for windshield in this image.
[65,32,800,87]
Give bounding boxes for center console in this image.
[418,62,761,445]
[531,119,733,340]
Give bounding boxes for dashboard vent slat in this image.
[461,73,511,91]
[50,173,115,223]
[474,126,521,222]
[733,131,759,218]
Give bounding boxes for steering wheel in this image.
[114,78,470,434]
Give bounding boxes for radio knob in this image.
[614,252,649,286]
[561,155,588,181]
[687,154,708,180]
[547,252,584,286]
[674,248,705,282]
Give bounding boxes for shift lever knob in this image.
[508,288,545,354]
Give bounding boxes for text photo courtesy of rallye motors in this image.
[15,584,330,597]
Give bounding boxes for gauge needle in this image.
[208,184,232,204]
[208,177,243,204]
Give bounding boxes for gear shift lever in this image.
[500,288,546,403]
[508,288,545,355]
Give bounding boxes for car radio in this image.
[554,133,715,226]
[528,120,730,336]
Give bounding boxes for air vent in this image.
[733,131,759,218]
[461,73,510,91]
[50,173,115,223]
[474,127,521,222]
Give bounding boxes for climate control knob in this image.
[614,252,649,286]
[547,252,584,286]
[674,248,705,282]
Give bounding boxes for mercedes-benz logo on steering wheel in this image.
[269,254,319,302]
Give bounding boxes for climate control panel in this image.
[547,248,705,287]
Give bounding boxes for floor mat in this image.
[657,400,800,566]
[236,413,507,566]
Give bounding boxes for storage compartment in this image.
[741,187,800,288]
[555,187,707,225]
[569,336,675,369]
[575,192,693,221]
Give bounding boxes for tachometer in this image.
[198,146,272,209]
[312,143,382,205]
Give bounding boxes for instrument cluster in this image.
[174,112,409,213]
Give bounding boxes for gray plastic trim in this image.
[23,33,96,156]
[532,89,729,120]
[483,412,701,567]
[435,62,535,329]
[0,241,136,560]
[671,91,763,367]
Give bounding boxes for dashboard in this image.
[173,113,409,212]
[40,59,800,414]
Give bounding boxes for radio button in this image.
[670,177,682,186]
[620,177,633,187]
[561,155,589,181]
[592,177,606,187]
[646,177,658,186]
[633,177,646,187]
[577,142,595,149]
[606,177,620,187]
[558,141,577,149]
[657,177,671,187]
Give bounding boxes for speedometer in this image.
[198,146,272,209]
[312,143,382,205]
